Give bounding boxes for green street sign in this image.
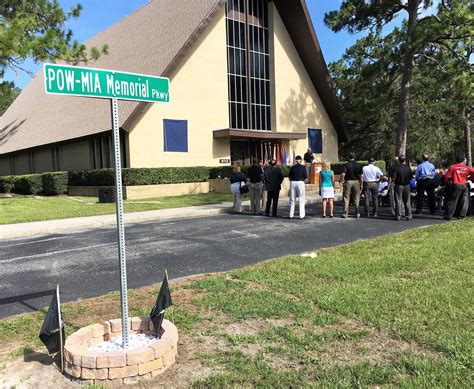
[43,63,170,103]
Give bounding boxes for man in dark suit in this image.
[264,159,284,217]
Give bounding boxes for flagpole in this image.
[164,269,175,324]
[56,284,64,373]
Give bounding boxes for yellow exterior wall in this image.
[61,141,92,171]
[127,8,230,168]
[271,4,339,163]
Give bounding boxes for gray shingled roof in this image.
[0,0,221,155]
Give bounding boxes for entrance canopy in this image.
[213,128,306,141]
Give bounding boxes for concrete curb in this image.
[0,194,342,240]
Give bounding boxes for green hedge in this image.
[42,172,69,195]
[0,176,15,193]
[331,160,386,175]
[209,165,290,179]
[68,167,211,186]
[14,174,43,195]
[0,165,294,194]
[68,169,115,186]
[209,166,234,179]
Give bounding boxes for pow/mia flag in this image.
[39,286,65,354]
[150,273,172,338]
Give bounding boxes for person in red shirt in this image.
[444,155,474,220]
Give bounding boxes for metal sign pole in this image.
[110,98,129,349]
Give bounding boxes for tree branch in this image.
[6,58,35,77]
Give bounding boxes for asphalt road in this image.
[0,202,444,318]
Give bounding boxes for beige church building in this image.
[0,0,346,176]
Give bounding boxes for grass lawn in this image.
[0,193,232,224]
[0,219,472,387]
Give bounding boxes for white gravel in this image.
[91,334,157,353]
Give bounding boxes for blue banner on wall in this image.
[164,119,188,152]
[308,128,322,154]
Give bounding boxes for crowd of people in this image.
[229,151,474,221]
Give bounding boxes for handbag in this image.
[239,182,249,195]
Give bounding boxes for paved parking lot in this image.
[0,201,444,318]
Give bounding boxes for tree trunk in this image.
[395,0,420,156]
[464,106,472,166]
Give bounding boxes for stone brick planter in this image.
[64,317,178,386]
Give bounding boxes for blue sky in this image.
[3,0,376,89]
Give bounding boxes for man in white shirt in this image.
[362,157,383,217]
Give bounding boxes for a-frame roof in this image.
[0,0,346,156]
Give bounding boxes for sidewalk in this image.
[0,194,340,240]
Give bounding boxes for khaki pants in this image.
[395,184,412,219]
[389,183,396,216]
[261,189,267,211]
[249,182,262,214]
[364,182,379,216]
[305,163,311,180]
[343,180,361,216]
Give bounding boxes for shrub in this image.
[0,176,15,193]
[0,176,13,193]
[332,160,386,175]
[209,165,290,179]
[42,172,69,195]
[209,166,234,179]
[68,169,115,186]
[14,174,43,194]
[280,165,290,177]
[69,167,211,186]
[122,167,210,185]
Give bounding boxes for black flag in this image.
[150,273,172,338]
[39,287,65,354]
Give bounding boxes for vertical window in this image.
[164,119,188,152]
[226,0,270,131]
[308,129,323,154]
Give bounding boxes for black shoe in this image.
[415,210,421,214]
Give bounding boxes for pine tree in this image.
[325,0,473,156]
[0,0,108,77]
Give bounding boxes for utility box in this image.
[99,187,115,203]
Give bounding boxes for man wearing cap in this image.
[362,157,383,217]
[340,152,363,218]
[288,155,308,219]
[444,155,474,220]
[264,159,284,217]
[415,154,437,214]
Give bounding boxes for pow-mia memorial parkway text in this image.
[44,63,169,103]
